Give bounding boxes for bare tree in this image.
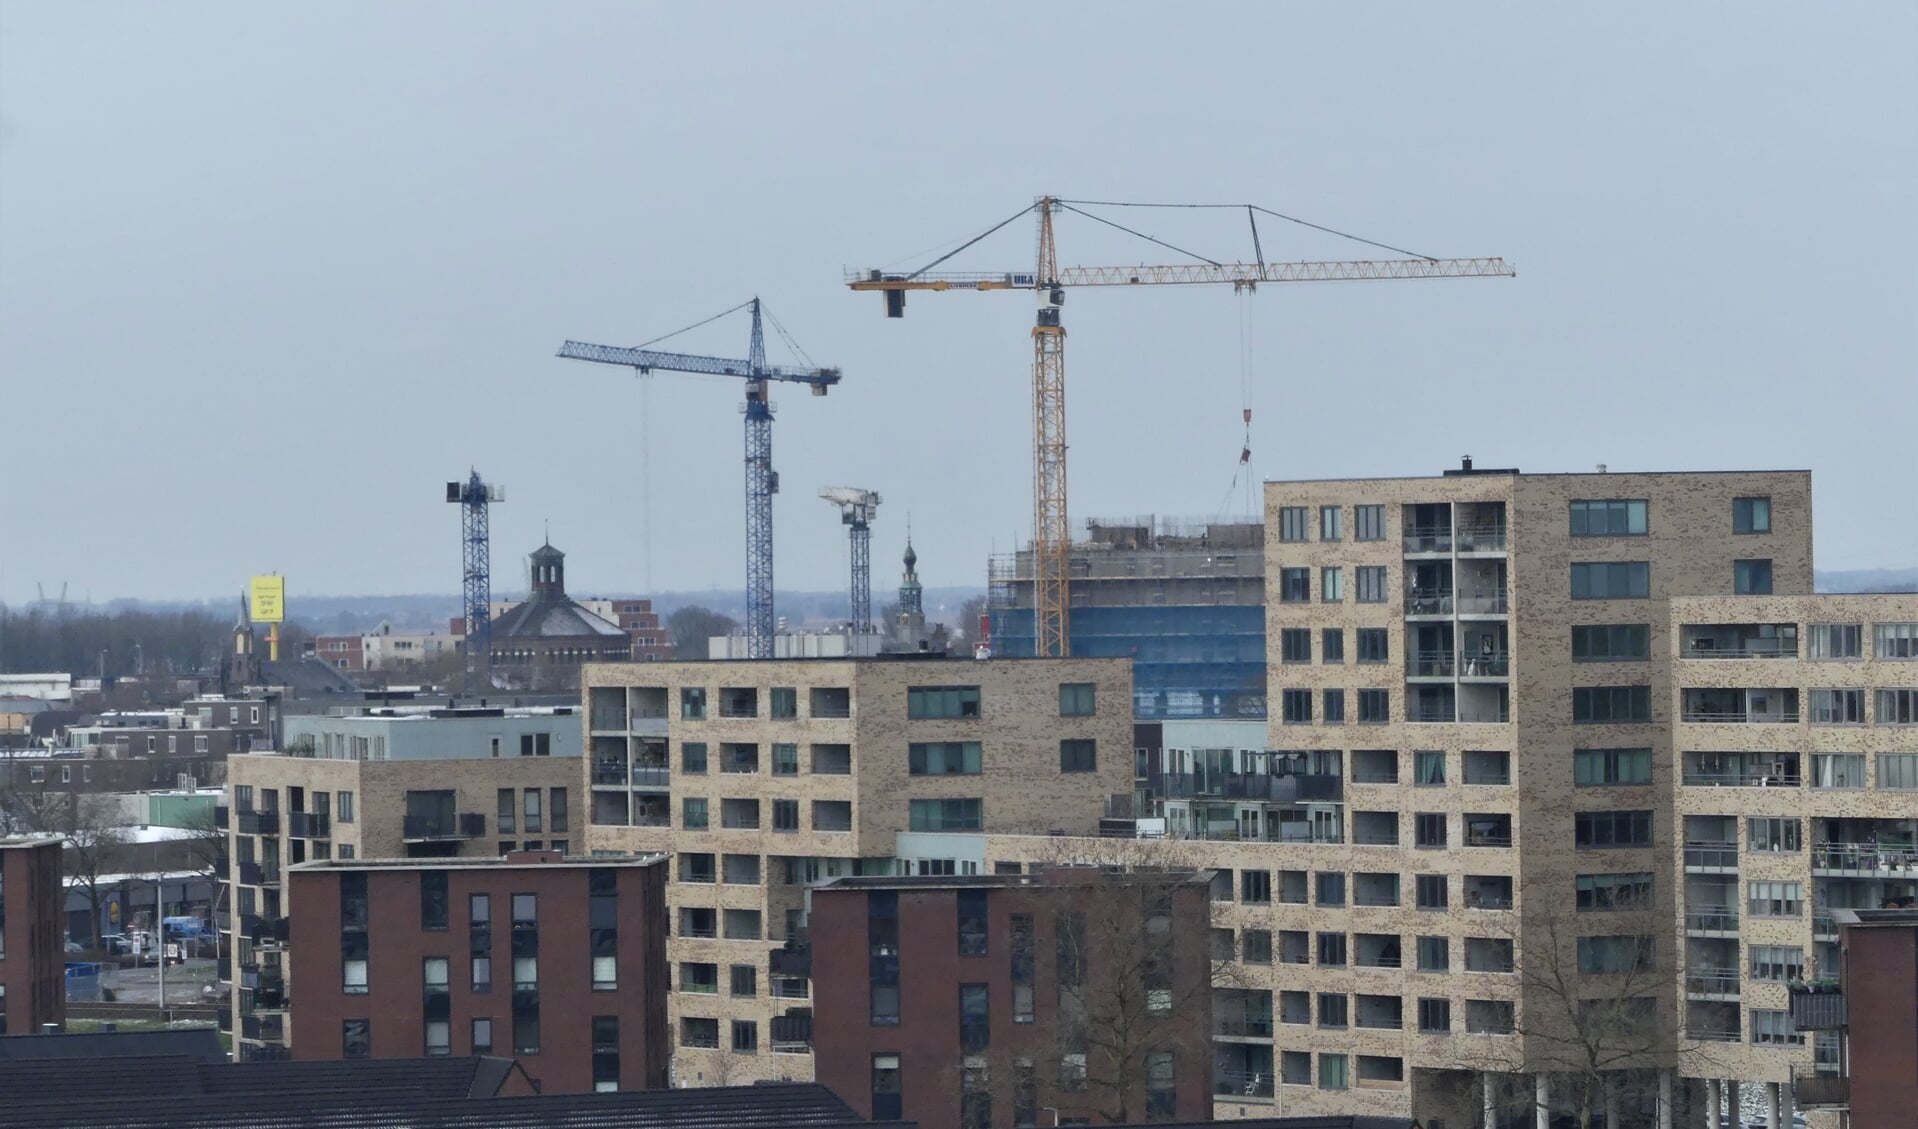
[57,795,127,952]
[667,606,738,659]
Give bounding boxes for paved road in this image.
[98,957,224,1006]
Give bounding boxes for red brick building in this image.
[810,870,1214,1129]
[0,837,66,1035]
[1796,908,1918,1123]
[286,851,669,1094]
[612,600,673,663]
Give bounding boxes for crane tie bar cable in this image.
[1058,199,1436,261]
[1052,202,1223,268]
[628,298,759,350]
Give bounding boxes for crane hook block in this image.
[885,289,906,318]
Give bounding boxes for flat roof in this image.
[1264,467,1811,485]
[290,851,667,874]
[0,836,64,850]
[817,869,1212,893]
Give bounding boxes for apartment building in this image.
[809,870,1215,1129]
[1666,592,1918,1122]
[580,655,1135,1086]
[285,852,669,1094]
[225,705,583,1061]
[0,837,64,1035]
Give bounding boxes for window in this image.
[342,1019,370,1058]
[1318,990,1348,1025]
[1571,561,1650,600]
[1241,869,1272,904]
[1879,691,1918,726]
[731,1020,758,1053]
[1321,628,1344,663]
[1734,559,1774,595]
[1748,817,1801,852]
[1356,566,1388,603]
[1358,689,1389,724]
[680,1017,719,1048]
[910,798,982,832]
[1464,750,1511,785]
[910,742,982,775]
[1812,753,1865,788]
[772,743,799,775]
[1574,747,1653,786]
[682,797,709,830]
[1358,1056,1404,1086]
[959,983,990,1052]
[1877,622,1918,659]
[682,742,708,773]
[680,688,706,719]
[1467,1000,1514,1035]
[1146,1052,1175,1119]
[471,1017,493,1054]
[522,789,542,833]
[424,1018,451,1056]
[1058,740,1097,773]
[1577,935,1654,974]
[871,1054,903,1121]
[1881,753,1918,789]
[1357,628,1388,663]
[1811,688,1866,724]
[1748,881,1803,918]
[337,791,355,822]
[1322,689,1345,724]
[1318,1053,1349,1090]
[1280,629,1312,663]
[1281,1050,1311,1086]
[1321,567,1344,602]
[908,686,981,719]
[1278,870,1308,904]
[956,890,989,956]
[1282,690,1312,724]
[1569,499,1647,536]
[1573,686,1652,723]
[1416,874,1448,910]
[1418,997,1451,1034]
[730,964,757,997]
[1059,682,1096,716]
[1320,505,1342,541]
[420,870,449,931]
[1318,933,1349,969]
[1751,1009,1803,1047]
[343,956,368,994]
[1733,496,1771,534]
[1280,567,1310,602]
[1243,929,1273,964]
[1572,624,1650,662]
[812,744,852,774]
[1279,506,1311,541]
[1414,750,1445,786]
[1354,504,1385,541]
[1576,872,1652,911]
[1810,623,1863,659]
[1750,945,1804,983]
[1575,810,1653,849]
[772,799,799,831]
[1417,935,1449,972]
[770,687,798,719]
[1415,812,1447,848]
[1466,937,1515,973]
[1316,872,1345,907]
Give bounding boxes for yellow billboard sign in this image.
[248,576,285,624]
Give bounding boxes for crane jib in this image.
[556,341,840,387]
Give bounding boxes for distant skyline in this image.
[1,3,1912,606]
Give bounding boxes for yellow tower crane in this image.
[849,196,1514,658]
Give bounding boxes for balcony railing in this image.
[1788,986,1847,1030]
[631,767,671,788]
[1813,912,1837,939]
[1214,1013,1274,1039]
[1813,843,1918,872]
[403,814,484,841]
[239,861,264,886]
[1685,906,1739,933]
[1684,638,1797,659]
[1405,590,1454,616]
[1465,831,1514,848]
[1356,954,1402,970]
[1152,772,1341,804]
[1455,524,1508,553]
[1793,1070,1849,1109]
[1353,829,1400,846]
[591,765,629,786]
[1457,592,1510,616]
[1684,968,1741,996]
[1687,1026,1741,1044]
[1459,651,1510,676]
[677,921,717,939]
[1682,707,1799,724]
[1683,770,1801,788]
[288,811,330,838]
[1407,651,1456,678]
[1214,1069,1275,1100]
[236,811,279,836]
[1465,890,1514,910]
[1683,841,1739,869]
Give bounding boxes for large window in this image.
[1573,686,1652,724]
[1877,623,1918,659]
[1747,880,1803,918]
[1279,506,1311,542]
[1356,628,1389,663]
[1879,754,1918,790]
[907,686,980,719]
[1748,817,1801,852]
[909,742,982,776]
[1569,499,1647,537]
[1752,1009,1803,1047]
[1809,623,1863,659]
[1358,690,1390,724]
[1058,682,1096,716]
[1733,496,1771,534]
[1811,688,1866,724]
[1811,754,1865,789]
[1574,747,1653,786]
[1282,690,1312,724]
[1572,624,1650,662]
[1356,566,1388,603]
[1575,872,1652,912]
[1749,945,1804,983]
[1281,629,1312,663]
[1280,568,1310,602]
[1571,562,1650,599]
[1322,629,1345,663]
[1734,559,1773,595]
[1575,810,1653,849]
[1058,740,1097,773]
[910,799,983,832]
[1320,506,1343,541]
[1466,1000,1514,1035]
[1577,935,1654,974]
[1879,691,1918,726]
[1354,505,1385,541]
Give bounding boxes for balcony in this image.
[1684,967,1741,997]
[1684,906,1739,935]
[236,810,279,836]
[1214,1069,1275,1100]
[240,1014,285,1043]
[1683,841,1739,871]
[1793,1070,1849,1110]
[1682,754,1801,788]
[1407,651,1456,679]
[809,688,853,719]
[1456,590,1510,616]
[1681,624,1798,660]
[771,943,812,978]
[1813,912,1838,940]
[403,813,485,841]
[1455,520,1508,554]
[247,916,289,946]
[1214,1011,1274,1039]
[1813,842,1918,874]
[1789,985,1847,1030]
[1152,772,1341,804]
[1405,588,1454,617]
[591,763,629,787]
[1681,688,1799,724]
[238,861,265,886]
[288,811,330,839]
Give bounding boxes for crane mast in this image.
[820,487,882,637]
[558,299,841,660]
[446,470,502,692]
[849,197,1513,658]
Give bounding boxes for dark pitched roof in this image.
[0,1027,227,1063]
[489,590,626,639]
[256,656,362,697]
[0,1069,879,1129]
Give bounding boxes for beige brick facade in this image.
[579,655,1133,1085]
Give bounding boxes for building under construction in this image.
[988,515,1264,719]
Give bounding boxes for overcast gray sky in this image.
[2,2,1912,606]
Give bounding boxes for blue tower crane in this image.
[557,299,841,659]
[446,470,503,690]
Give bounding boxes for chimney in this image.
[1461,455,1474,472]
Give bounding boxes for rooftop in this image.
[0,835,65,851]
[817,868,1212,893]
[290,849,667,874]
